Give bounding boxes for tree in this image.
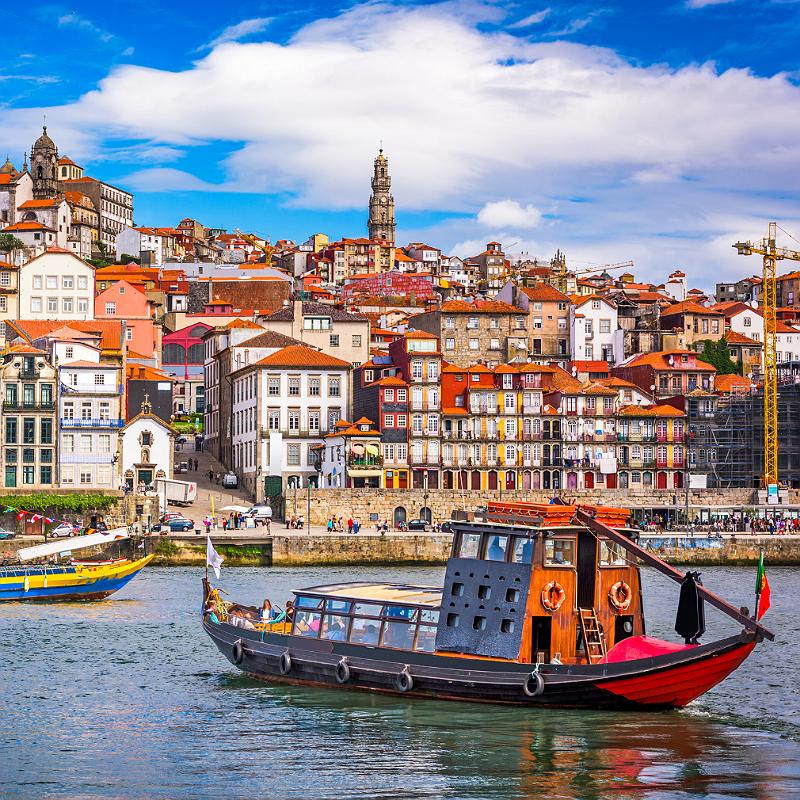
[0,234,24,253]
[693,337,740,375]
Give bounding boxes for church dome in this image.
[33,125,56,151]
[0,157,16,175]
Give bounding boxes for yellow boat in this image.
[0,530,154,601]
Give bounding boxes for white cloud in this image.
[685,0,737,8]
[200,17,273,50]
[477,200,542,228]
[121,168,219,192]
[509,9,551,28]
[3,1,799,285]
[57,13,115,43]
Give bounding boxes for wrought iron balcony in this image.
[60,418,125,428]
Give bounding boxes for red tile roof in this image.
[252,344,352,369]
[521,283,571,303]
[440,300,519,313]
[662,300,723,316]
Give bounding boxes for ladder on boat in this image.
[578,607,607,664]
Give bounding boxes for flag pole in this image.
[754,549,764,620]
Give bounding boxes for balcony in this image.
[617,432,656,443]
[60,453,115,464]
[348,456,383,472]
[61,418,125,428]
[4,401,55,411]
[522,406,541,415]
[521,431,543,441]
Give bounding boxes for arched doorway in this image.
[606,472,617,489]
[619,472,629,489]
[643,472,653,487]
[506,471,516,490]
[657,471,667,489]
[584,472,594,489]
[674,472,683,489]
[471,471,481,490]
[488,470,498,490]
[287,475,301,489]
[542,471,551,490]
[523,471,532,490]
[394,506,407,526]
[567,471,578,489]
[532,471,541,490]
[443,471,453,489]
[420,506,432,523]
[458,470,468,490]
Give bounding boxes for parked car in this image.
[175,436,188,444]
[0,529,16,540]
[247,504,273,521]
[406,519,431,532]
[222,472,239,488]
[160,512,187,523]
[50,523,77,538]
[175,461,189,474]
[165,518,195,532]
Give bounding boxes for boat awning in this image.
[16,529,129,562]
[298,582,442,607]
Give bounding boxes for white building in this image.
[115,226,167,264]
[18,248,95,320]
[120,396,175,490]
[664,270,687,301]
[230,344,352,498]
[17,198,72,248]
[570,295,622,364]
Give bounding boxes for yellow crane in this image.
[734,222,800,488]
[233,228,275,261]
[552,258,635,294]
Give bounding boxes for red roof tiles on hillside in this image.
[252,344,352,370]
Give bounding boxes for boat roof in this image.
[16,529,129,562]
[296,582,442,607]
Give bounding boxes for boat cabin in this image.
[288,503,645,665]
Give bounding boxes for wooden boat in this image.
[0,530,154,601]
[202,502,773,710]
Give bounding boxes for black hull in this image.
[203,619,757,710]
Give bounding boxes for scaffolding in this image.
[710,390,757,488]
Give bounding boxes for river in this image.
[1,565,798,799]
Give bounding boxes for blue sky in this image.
[2,0,800,286]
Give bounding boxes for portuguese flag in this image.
[755,551,771,620]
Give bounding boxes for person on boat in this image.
[261,599,278,622]
[284,600,295,624]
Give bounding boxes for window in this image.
[268,377,280,396]
[288,377,300,396]
[329,334,340,347]
[22,419,35,444]
[31,297,42,313]
[309,377,321,396]
[268,410,280,430]
[397,414,407,428]
[4,465,16,487]
[512,537,534,564]
[486,535,509,562]
[352,335,362,347]
[600,319,611,334]
[40,419,52,445]
[0,271,8,287]
[23,466,35,485]
[544,538,574,566]
[308,411,320,433]
[80,469,92,485]
[287,444,301,466]
[459,533,481,558]
[94,373,105,385]
[329,377,341,397]
[469,338,479,350]
[99,434,110,453]
[63,298,73,313]
[384,414,395,428]
[105,302,116,315]
[445,338,455,350]
[63,276,74,289]
[77,275,88,290]
[411,361,423,380]
[363,369,374,383]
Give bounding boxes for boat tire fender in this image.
[609,581,633,612]
[335,657,351,684]
[523,671,545,698]
[232,639,244,665]
[395,666,414,693]
[279,650,292,675]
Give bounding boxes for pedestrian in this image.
[347,517,354,534]
[194,458,198,472]
[264,504,272,533]
[353,518,360,535]
[204,517,211,534]
[327,517,333,533]
[208,469,214,482]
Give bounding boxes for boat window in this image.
[486,534,509,562]
[420,609,439,624]
[544,538,575,566]
[294,595,323,610]
[324,599,352,614]
[353,602,382,617]
[414,625,437,652]
[599,540,627,566]
[384,605,418,622]
[321,613,348,641]
[512,537,535,564]
[458,533,481,559]
[349,617,381,645]
[293,610,322,637]
[382,620,415,650]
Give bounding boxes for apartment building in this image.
[570,294,621,364]
[230,344,352,498]
[18,248,95,320]
[319,417,383,489]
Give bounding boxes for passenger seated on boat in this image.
[349,619,380,645]
[261,599,277,622]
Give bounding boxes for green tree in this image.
[693,337,740,375]
[0,234,24,252]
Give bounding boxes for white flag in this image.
[206,536,224,579]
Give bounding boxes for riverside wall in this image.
[297,488,767,527]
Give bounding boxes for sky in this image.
[2,0,800,287]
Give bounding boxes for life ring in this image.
[523,671,545,697]
[609,581,633,612]
[279,650,292,675]
[395,666,414,693]
[232,639,244,665]
[335,657,351,684]
[541,581,566,613]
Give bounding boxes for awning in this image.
[365,444,380,456]
[16,529,129,562]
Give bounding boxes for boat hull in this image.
[0,554,154,601]
[203,618,757,710]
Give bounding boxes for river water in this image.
[1,565,798,799]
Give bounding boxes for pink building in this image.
[95,280,159,360]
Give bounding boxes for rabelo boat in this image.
[202,502,773,709]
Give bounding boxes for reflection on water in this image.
[1,566,798,799]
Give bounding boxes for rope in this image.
[776,223,800,249]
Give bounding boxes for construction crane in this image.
[734,222,800,489]
[552,257,635,294]
[233,228,275,261]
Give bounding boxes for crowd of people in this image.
[635,514,800,535]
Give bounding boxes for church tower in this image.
[30,125,59,200]
[367,148,395,243]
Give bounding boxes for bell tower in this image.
[30,125,59,200]
[367,148,396,243]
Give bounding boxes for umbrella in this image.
[220,504,251,513]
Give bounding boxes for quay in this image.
[5,530,799,567]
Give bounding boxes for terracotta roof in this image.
[571,360,611,373]
[596,376,641,391]
[3,221,55,232]
[225,319,263,330]
[4,343,47,355]
[61,360,107,368]
[494,364,520,374]
[520,283,571,303]
[617,403,684,417]
[661,300,722,316]
[440,300,519,314]
[8,320,124,351]
[724,331,762,346]
[405,329,438,340]
[264,301,367,322]
[572,294,616,309]
[715,374,754,393]
[18,198,63,209]
[58,156,77,166]
[776,321,800,334]
[442,406,468,415]
[373,375,407,387]
[624,349,716,372]
[544,365,583,393]
[234,330,304,349]
[251,344,352,370]
[0,174,17,186]
[580,381,617,396]
[127,364,173,381]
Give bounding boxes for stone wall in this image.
[300,487,764,527]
